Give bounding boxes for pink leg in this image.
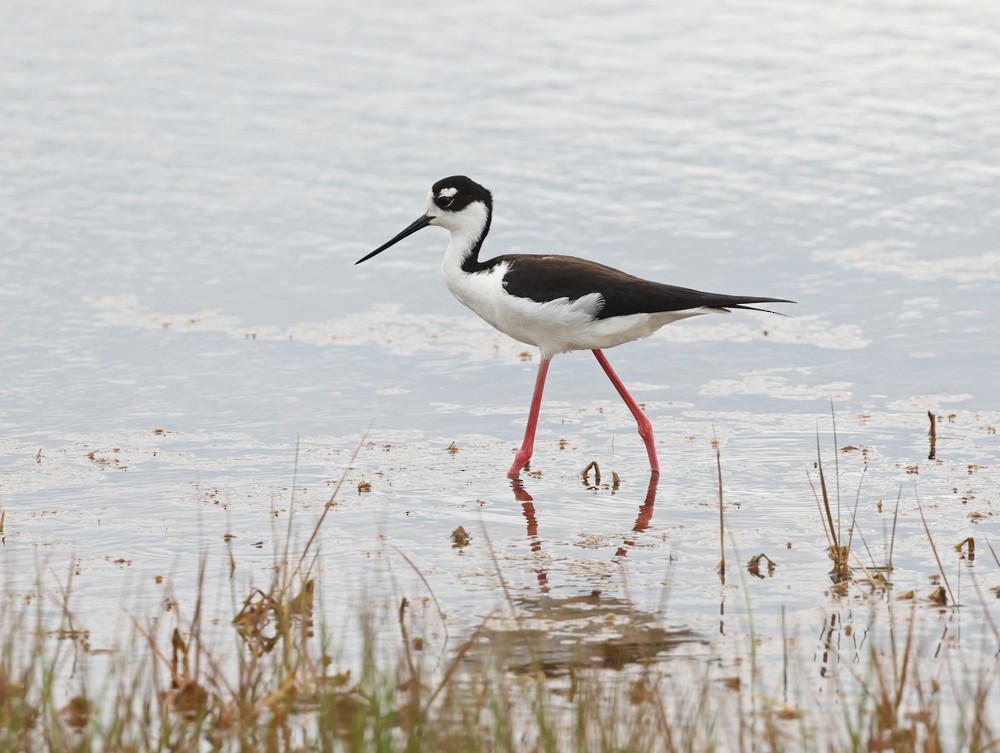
[508,358,551,478]
[592,349,660,474]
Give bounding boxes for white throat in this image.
[431,200,490,268]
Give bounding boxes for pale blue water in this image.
[1,0,998,733]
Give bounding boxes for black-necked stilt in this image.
[357,176,792,479]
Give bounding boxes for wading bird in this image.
[357,176,792,478]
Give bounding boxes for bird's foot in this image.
[507,451,531,479]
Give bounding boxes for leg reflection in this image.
[513,472,660,568]
[511,477,548,591]
[616,472,659,558]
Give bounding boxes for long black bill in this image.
[355,215,434,265]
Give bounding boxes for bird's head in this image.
[356,176,492,264]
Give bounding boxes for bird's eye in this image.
[437,195,454,208]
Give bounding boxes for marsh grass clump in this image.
[807,409,903,595]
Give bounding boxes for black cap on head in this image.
[431,176,492,213]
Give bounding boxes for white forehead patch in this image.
[438,187,458,198]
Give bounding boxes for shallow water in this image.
[2,0,999,737]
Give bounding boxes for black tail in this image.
[716,299,795,317]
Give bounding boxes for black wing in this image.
[489,254,794,320]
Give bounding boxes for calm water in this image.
[2,0,999,730]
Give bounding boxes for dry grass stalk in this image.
[914,487,956,606]
[713,433,725,583]
[809,430,850,582]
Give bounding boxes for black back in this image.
[490,254,792,319]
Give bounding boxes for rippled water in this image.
[2,0,999,735]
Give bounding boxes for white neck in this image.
[431,201,490,271]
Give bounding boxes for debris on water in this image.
[954,537,974,560]
[357,480,372,494]
[928,586,948,606]
[451,526,471,549]
[446,442,459,455]
[628,678,652,705]
[747,553,777,578]
[60,696,91,729]
[171,680,209,718]
[776,705,804,721]
[581,460,601,485]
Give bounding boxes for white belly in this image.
[443,260,707,359]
